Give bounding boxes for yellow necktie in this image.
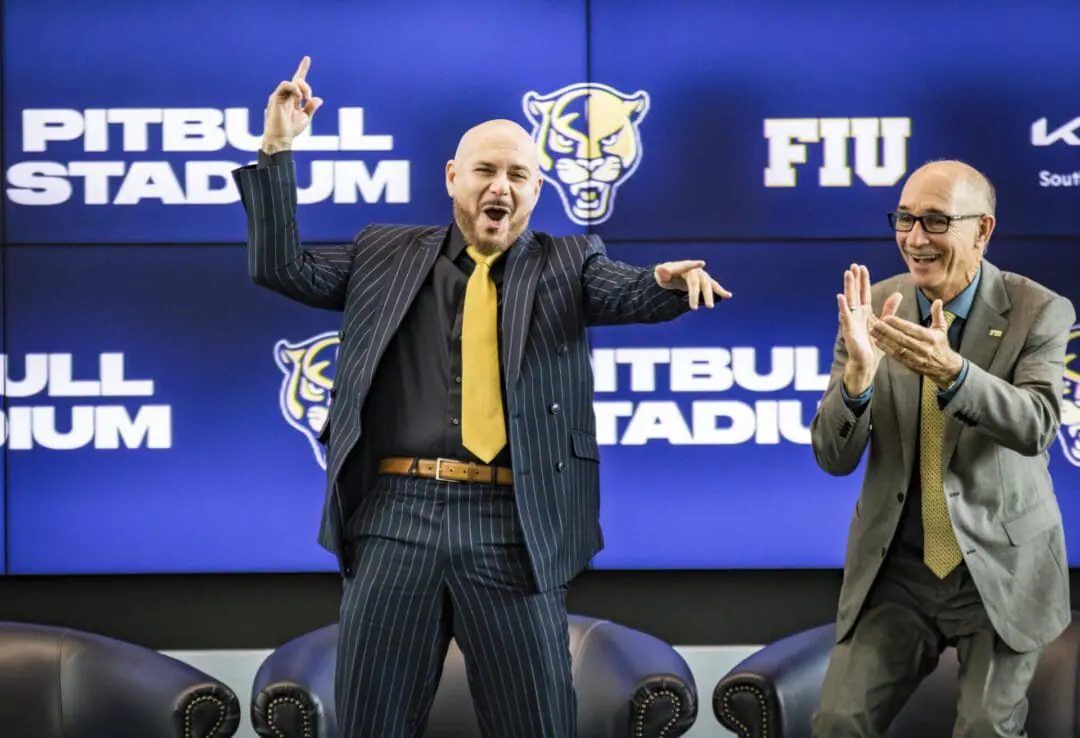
[461,246,506,463]
[921,310,961,578]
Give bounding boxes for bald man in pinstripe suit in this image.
[233,57,730,738]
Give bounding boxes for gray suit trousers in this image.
[812,548,1041,737]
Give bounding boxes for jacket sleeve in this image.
[580,235,695,326]
[942,294,1076,456]
[809,326,874,476]
[232,151,360,311]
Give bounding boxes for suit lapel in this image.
[940,261,1010,468]
[361,228,443,386]
[501,230,545,391]
[889,280,924,478]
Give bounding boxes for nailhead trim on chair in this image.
[717,683,768,738]
[184,694,228,738]
[266,695,313,738]
[633,688,681,737]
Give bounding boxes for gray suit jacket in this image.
[232,158,693,590]
[811,260,1075,653]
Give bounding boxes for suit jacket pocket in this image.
[570,429,600,462]
[1002,498,1060,546]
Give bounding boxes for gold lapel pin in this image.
[989,329,1003,337]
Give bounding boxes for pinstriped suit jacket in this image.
[233,159,693,590]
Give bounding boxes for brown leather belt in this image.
[378,457,514,486]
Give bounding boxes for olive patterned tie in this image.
[921,310,962,578]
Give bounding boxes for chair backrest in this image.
[887,617,1080,737]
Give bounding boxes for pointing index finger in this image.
[293,56,311,83]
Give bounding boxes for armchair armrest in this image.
[712,623,835,738]
[250,624,338,738]
[570,617,698,737]
[0,622,241,738]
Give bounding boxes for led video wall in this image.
[2,0,1079,573]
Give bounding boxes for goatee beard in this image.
[453,202,507,255]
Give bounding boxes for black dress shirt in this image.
[362,218,514,468]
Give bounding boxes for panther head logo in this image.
[522,82,649,226]
[1059,324,1080,467]
[274,331,339,471]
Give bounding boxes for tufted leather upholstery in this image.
[0,621,242,738]
[251,613,698,738]
[713,613,1080,737]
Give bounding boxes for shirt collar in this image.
[446,222,467,261]
[916,264,981,322]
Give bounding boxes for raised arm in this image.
[811,265,903,475]
[232,55,356,311]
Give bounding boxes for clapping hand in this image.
[655,260,733,309]
[870,299,964,389]
[837,264,902,394]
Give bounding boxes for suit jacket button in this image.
[556,462,565,472]
[897,493,905,503]
[550,403,561,414]
[557,344,568,354]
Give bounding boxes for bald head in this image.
[453,119,540,170]
[894,158,997,304]
[906,159,996,217]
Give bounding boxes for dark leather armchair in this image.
[713,613,1080,737]
[251,614,698,738]
[0,621,242,738]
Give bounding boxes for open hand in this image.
[837,264,902,393]
[655,260,732,309]
[262,56,324,154]
[870,299,964,388]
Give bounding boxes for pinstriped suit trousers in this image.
[335,473,577,738]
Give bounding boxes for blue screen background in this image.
[2,0,1079,574]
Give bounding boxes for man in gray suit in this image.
[233,57,730,738]
[809,159,1075,737]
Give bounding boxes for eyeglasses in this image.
[887,211,983,234]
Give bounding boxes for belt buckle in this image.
[434,458,459,483]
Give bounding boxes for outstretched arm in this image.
[581,235,730,325]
